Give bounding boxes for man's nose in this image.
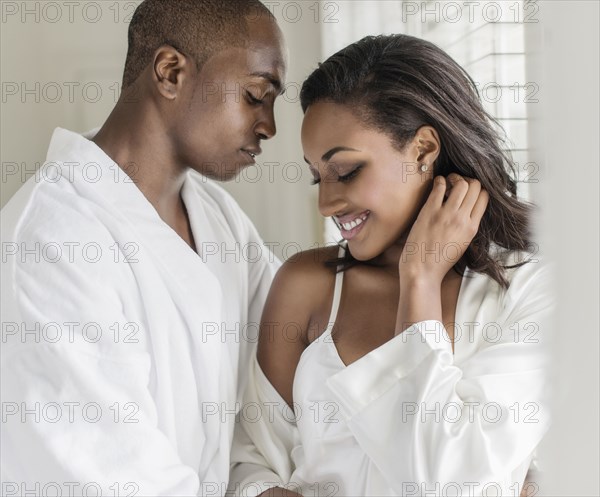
[254,105,277,140]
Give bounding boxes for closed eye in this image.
[246,91,264,105]
[310,164,363,186]
[338,164,363,183]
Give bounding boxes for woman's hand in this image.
[399,173,489,286]
[394,173,488,335]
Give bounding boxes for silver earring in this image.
[420,164,429,172]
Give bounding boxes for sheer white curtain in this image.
[318,0,535,243]
[320,1,408,58]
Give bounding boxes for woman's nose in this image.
[318,181,347,219]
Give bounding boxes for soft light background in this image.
[1,1,598,495]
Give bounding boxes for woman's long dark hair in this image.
[300,34,534,289]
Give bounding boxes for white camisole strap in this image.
[322,244,346,337]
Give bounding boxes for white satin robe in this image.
[1,128,278,496]
[230,250,554,497]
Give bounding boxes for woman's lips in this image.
[335,211,370,240]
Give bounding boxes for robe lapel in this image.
[45,128,234,471]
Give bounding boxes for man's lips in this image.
[241,147,262,161]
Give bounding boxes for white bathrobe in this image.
[1,128,278,496]
[230,249,554,497]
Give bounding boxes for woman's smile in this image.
[334,210,371,240]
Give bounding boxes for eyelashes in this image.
[245,91,264,105]
[339,165,363,183]
[311,164,364,186]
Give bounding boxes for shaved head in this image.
[122,0,274,88]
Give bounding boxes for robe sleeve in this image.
[199,178,281,333]
[207,184,292,495]
[325,260,554,496]
[204,180,281,375]
[244,214,280,345]
[229,357,300,496]
[1,215,202,496]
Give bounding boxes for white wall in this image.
[1,2,130,205]
[532,2,599,495]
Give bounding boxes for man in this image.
[1,1,292,495]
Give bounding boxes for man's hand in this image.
[520,471,539,497]
[258,488,302,497]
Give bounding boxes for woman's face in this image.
[301,102,437,262]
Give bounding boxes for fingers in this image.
[454,175,489,223]
[429,173,489,223]
[470,188,489,223]
[444,173,470,210]
[459,177,482,212]
[426,175,448,208]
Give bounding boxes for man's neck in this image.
[92,100,189,224]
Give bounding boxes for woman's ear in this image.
[152,45,190,100]
[413,126,441,167]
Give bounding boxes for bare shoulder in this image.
[263,244,341,334]
[257,244,340,406]
[274,245,340,304]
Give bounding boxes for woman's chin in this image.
[346,242,380,263]
[347,236,405,267]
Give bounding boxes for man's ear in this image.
[152,45,190,100]
[413,126,441,167]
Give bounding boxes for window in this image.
[319,0,537,243]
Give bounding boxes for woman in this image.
[231,34,552,497]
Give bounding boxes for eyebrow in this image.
[303,146,361,165]
[250,71,285,96]
[322,146,360,162]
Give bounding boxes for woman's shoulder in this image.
[276,244,340,280]
[269,246,339,321]
[258,245,342,406]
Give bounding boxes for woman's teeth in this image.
[339,212,369,231]
[342,218,363,230]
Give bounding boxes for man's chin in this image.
[194,161,252,182]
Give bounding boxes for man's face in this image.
[172,16,287,181]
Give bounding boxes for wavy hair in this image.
[300,34,534,288]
